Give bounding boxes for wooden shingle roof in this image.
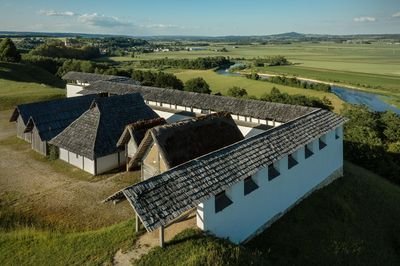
[83,80,316,123]
[116,117,167,148]
[62,71,140,85]
[49,93,159,159]
[10,95,97,141]
[121,109,347,232]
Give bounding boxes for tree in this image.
[227,86,248,98]
[184,77,211,94]
[380,111,400,142]
[0,38,21,62]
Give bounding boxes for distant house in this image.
[116,117,167,171]
[50,93,159,175]
[9,95,96,155]
[132,112,244,179]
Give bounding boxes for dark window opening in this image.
[268,165,280,181]
[215,191,233,213]
[288,154,298,169]
[319,138,327,150]
[305,146,314,158]
[244,176,259,195]
[335,129,340,139]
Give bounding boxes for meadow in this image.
[110,42,400,106]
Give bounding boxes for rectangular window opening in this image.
[335,128,340,139]
[244,176,259,195]
[268,164,280,181]
[288,154,298,169]
[215,191,233,213]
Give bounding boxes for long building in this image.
[63,71,347,245]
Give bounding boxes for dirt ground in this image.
[0,110,134,229]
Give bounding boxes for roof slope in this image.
[122,109,347,232]
[117,117,167,148]
[83,80,316,123]
[148,112,244,169]
[10,95,97,140]
[62,71,140,85]
[50,93,159,159]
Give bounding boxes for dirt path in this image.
[0,110,134,229]
[112,211,197,265]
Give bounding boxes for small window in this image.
[288,154,298,169]
[335,128,340,139]
[305,145,314,159]
[268,164,280,181]
[76,154,79,159]
[319,138,327,150]
[215,191,233,213]
[244,176,259,195]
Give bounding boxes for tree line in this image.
[138,56,233,70]
[252,56,290,67]
[29,43,101,60]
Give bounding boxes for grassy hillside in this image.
[0,62,65,110]
[172,69,343,111]
[136,162,400,266]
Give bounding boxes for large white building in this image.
[62,72,347,245]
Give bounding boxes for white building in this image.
[49,93,159,175]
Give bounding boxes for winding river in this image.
[216,65,400,114]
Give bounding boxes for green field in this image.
[110,42,400,106]
[136,162,400,266]
[171,69,344,111]
[0,62,65,110]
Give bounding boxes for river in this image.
[216,65,400,114]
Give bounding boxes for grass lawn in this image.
[136,162,400,266]
[172,69,344,111]
[0,62,65,110]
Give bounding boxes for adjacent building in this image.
[49,93,159,175]
[9,95,96,155]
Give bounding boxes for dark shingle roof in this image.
[62,71,140,85]
[10,95,97,141]
[49,93,159,159]
[122,109,347,232]
[83,80,316,123]
[144,112,244,169]
[117,117,167,148]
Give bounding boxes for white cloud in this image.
[39,10,76,17]
[140,24,182,29]
[353,16,376,22]
[78,13,133,28]
[392,12,400,18]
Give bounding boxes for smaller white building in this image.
[50,93,159,175]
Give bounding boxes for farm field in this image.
[171,69,344,111]
[110,42,400,106]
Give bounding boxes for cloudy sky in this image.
[0,0,399,36]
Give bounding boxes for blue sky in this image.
[0,0,399,36]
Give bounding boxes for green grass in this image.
[172,69,343,111]
[136,162,400,266]
[113,42,400,106]
[0,62,65,110]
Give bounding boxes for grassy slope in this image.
[136,162,400,266]
[0,62,65,110]
[172,69,343,111]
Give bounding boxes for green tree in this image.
[380,111,400,142]
[0,38,21,62]
[184,77,211,94]
[227,86,248,98]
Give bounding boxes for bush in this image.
[184,77,211,94]
[48,145,59,161]
[227,86,248,98]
